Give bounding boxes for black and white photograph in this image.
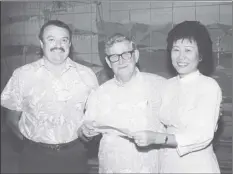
[1,1,232,173]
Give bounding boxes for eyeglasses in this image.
[107,50,135,63]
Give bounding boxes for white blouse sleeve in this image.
[175,81,222,157]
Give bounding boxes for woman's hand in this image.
[132,131,166,147]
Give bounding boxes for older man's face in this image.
[105,41,139,83]
[40,25,71,65]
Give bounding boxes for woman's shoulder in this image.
[199,74,221,91]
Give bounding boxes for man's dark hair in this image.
[38,20,73,58]
[166,21,214,76]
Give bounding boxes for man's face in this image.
[40,25,71,65]
[105,41,139,83]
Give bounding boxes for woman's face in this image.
[171,38,200,77]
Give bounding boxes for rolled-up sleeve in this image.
[79,67,99,91]
[83,90,99,122]
[175,82,222,156]
[1,69,23,111]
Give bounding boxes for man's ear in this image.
[134,49,139,63]
[105,57,112,68]
[40,40,44,49]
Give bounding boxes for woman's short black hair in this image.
[38,20,73,58]
[166,21,214,76]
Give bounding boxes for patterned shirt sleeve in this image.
[1,68,23,111]
[83,89,99,122]
[79,66,99,91]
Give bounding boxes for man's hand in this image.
[78,121,100,142]
[11,127,24,140]
[5,109,24,140]
[132,131,165,147]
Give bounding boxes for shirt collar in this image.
[65,57,76,68]
[178,70,200,84]
[114,68,140,87]
[39,57,76,69]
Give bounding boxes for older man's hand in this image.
[132,131,165,147]
[78,121,100,142]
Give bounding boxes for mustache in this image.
[50,47,65,52]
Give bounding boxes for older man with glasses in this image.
[78,33,166,173]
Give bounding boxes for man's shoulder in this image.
[70,60,99,88]
[13,59,42,75]
[162,76,179,88]
[166,76,177,83]
[71,60,96,75]
[93,78,114,94]
[140,72,167,82]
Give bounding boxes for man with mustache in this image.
[1,20,98,173]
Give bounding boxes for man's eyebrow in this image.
[44,36,70,42]
[46,36,54,39]
[62,37,69,39]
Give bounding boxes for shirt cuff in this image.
[175,134,191,157]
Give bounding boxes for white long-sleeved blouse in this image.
[159,70,222,173]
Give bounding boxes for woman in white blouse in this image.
[132,21,222,173]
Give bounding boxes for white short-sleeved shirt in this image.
[84,70,166,173]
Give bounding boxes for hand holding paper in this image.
[94,125,133,139]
